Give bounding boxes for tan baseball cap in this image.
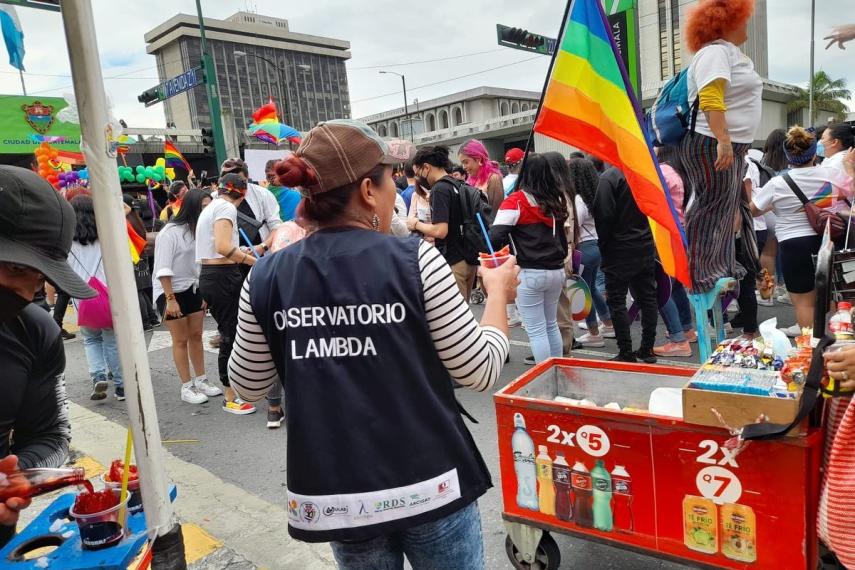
[295,119,399,194]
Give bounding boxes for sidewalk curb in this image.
[68,402,336,570]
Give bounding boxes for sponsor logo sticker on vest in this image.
[287,469,461,531]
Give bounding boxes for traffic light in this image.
[496,24,555,56]
[201,128,215,156]
[137,86,163,107]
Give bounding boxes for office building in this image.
[638,0,768,101]
[144,12,351,134]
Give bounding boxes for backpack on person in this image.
[449,178,494,265]
[645,69,700,147]
[748,157,776,188]
[71,254,113,329]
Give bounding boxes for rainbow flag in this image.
[533,0,690,285]
[164,140,192,172]
[126,220,147,264]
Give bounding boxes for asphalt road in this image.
[59,297,796,570]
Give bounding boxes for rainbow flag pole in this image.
[527,0,690,286]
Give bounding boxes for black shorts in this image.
[780,235,822,294]
[156,288,204,320]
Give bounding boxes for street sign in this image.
[496,24,556,56]
[163,67,203,99]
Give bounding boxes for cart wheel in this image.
[470,289,485,305]
[505,532,561,570]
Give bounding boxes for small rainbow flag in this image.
[126,220,147,264]
[252,98,278,124]
[532,0,689,285]
[811,181,834,208]
[164,140,191,172]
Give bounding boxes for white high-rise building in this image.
[637,0,768,101]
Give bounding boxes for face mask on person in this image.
[0,285,30,322]
[816,141,826,158]
[415,175,432,190]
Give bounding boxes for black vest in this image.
[250,227,491,543]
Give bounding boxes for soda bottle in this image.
[830,302,854,340]
[511,413,538,511]
[535,446,556,516]
[552,452,573,522]
[591,460,613,532]
[611,465,633,533]
[570,461,594,528]
[0,467,90,501]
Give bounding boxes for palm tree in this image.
[788,71,851,123]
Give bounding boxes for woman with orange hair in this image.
[679,0,762,292]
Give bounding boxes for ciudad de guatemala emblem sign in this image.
[22,100,56,134]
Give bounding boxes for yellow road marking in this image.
[182,522,223,564]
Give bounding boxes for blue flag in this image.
[0,7,25,71]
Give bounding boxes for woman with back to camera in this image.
[195,174,259,415]
[750,127,855,336]
[491,154,569,364]
[458,139,504,213]
[68,195,124,402]
[819,123,855,174]
[679,0,763,292]
[227,119,518,568]
[153,188,217,405]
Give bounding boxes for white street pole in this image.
[59,0,178,544]
[809,0,815,124]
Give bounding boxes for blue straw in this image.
[475,213,498,266]
[238,228,259,259]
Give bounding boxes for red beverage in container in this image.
[0,467,88,501]
[611,465,634,533]
[552,452,573,522]
[570,461,594,529]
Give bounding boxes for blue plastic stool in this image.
[689,277,737,363]
[1,484,177,570]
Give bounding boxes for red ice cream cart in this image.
[495,358,824,570]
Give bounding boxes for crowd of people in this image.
[4,0,855,567]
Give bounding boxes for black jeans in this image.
[53,289,71,327]
[198,264,243,388]
[731,230,766,334]
[602,256,658,354]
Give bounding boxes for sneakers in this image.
[115,386,125,401]
[267,408,285,429]
[181,383,209,404]
[777,293,793,305]
[60,328,76,341]
[222,398,256,415]
[508,316,522,328]
[195,377,223,397]
[600,325,616,339]
[524,354,536,365]
[685,330,698,343]
[610,352,637,363]
[653,341,692,358]
[577,333,605,348]
[634,349,657,364]
[578,321,589,331]
[90,376,108,401]
[782,323,804,338]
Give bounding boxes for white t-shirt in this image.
[823,151,847,174]
[195,198,238,262]
[574,195,598,242]
[153,223,199,301]
[503,173,518,197]
[688,40,763,144]
[744,160,767,231]
[752,166,853,242]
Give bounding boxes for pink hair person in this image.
[460,139,501,188]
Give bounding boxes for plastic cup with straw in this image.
[238,228,259,259]
[476,213,498,266]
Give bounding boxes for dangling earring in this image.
[371,214,380,232]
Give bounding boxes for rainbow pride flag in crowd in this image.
[533,0,689,285]
[126,220,147,264]
[164,140,192,172]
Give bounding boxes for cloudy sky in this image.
[0,0,850,127]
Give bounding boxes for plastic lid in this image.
[840,302,852,311]
[513,413,525,428]
[538,445,548,455]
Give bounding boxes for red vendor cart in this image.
[495,358,824,570]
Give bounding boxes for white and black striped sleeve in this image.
[229,270,279,403]
[419,240,509,391]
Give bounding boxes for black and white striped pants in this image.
[679,133,751,292]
